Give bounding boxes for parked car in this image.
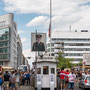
[79,74,90,90]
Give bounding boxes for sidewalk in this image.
[19,86,34,90]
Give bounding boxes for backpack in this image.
[26,73,30,78]
[0,77,3,85]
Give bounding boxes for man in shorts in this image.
[60,67,66,90]
[3,71,10,90]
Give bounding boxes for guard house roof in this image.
[34,53,58,64]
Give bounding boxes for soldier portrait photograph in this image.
[32,34,45,51]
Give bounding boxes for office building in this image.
[47,30,90,63]
[0,13,17,68]
[17,35,23,67]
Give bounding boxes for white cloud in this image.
[23,49,35,58]
[26,16,48,27]
[3,0,90,30]
[3,0,90,14]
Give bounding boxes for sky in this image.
[0,0,90,66]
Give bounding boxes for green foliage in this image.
[57,52,74,69]
[78,59,83,66]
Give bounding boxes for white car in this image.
[79,75,90,90]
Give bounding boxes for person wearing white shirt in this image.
[68,69,76,90]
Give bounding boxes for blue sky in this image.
[0,0,90,59]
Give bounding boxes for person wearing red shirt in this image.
[60,67,66,90]
[65,70,70,90]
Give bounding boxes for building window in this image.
[51,43,54,47]
[0,48,8,53]
[37,68,41,74]
[3,54,8,59]
[0,21,5,27]
[43,66,49,75]
[51,48,54,52]
[0,54,8,59]
[52,53,54,56]
[51,68,55,74]
[0,28,9,35]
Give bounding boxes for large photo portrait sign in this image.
[31,33,46,52]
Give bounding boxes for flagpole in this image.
[50,0,52,56]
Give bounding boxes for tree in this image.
[78,59,83,66]
[57,52,74,69]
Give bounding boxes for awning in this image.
[2,66,13,69]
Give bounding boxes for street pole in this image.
[35,30,37,88]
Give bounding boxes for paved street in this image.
[18,84,87,90]
[19,86,34,90]
[18,82,90,90]
[17,83,83,90]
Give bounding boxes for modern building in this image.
[0,13,17,68]
[47,30,90,63]
[22,54,25,65]
[22,54,29,65]
[17,35,23,68]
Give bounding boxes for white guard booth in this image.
[34,53,58,90]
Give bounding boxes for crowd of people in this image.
[0,70,32,90]
[0,68,90,90]
[58,67,90,90]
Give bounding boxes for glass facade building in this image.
[0,27,10,62]
[0,13,17,68]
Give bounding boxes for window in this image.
[3,42,8,47]
[0,28,9,35]
[3,54,8,59]
[51,68,55,74]
[0,48,8,53]
[37,68,41,74]
[43,66,49,75]
[51,43,54,47]
[51,48,54,52]
[0,21,5,27]
[52,53,54,56]
[86,76,90,80]
[0,49,3,53]
[0,62,3,65]
[0,54,8,59]
[2,35,9,40]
